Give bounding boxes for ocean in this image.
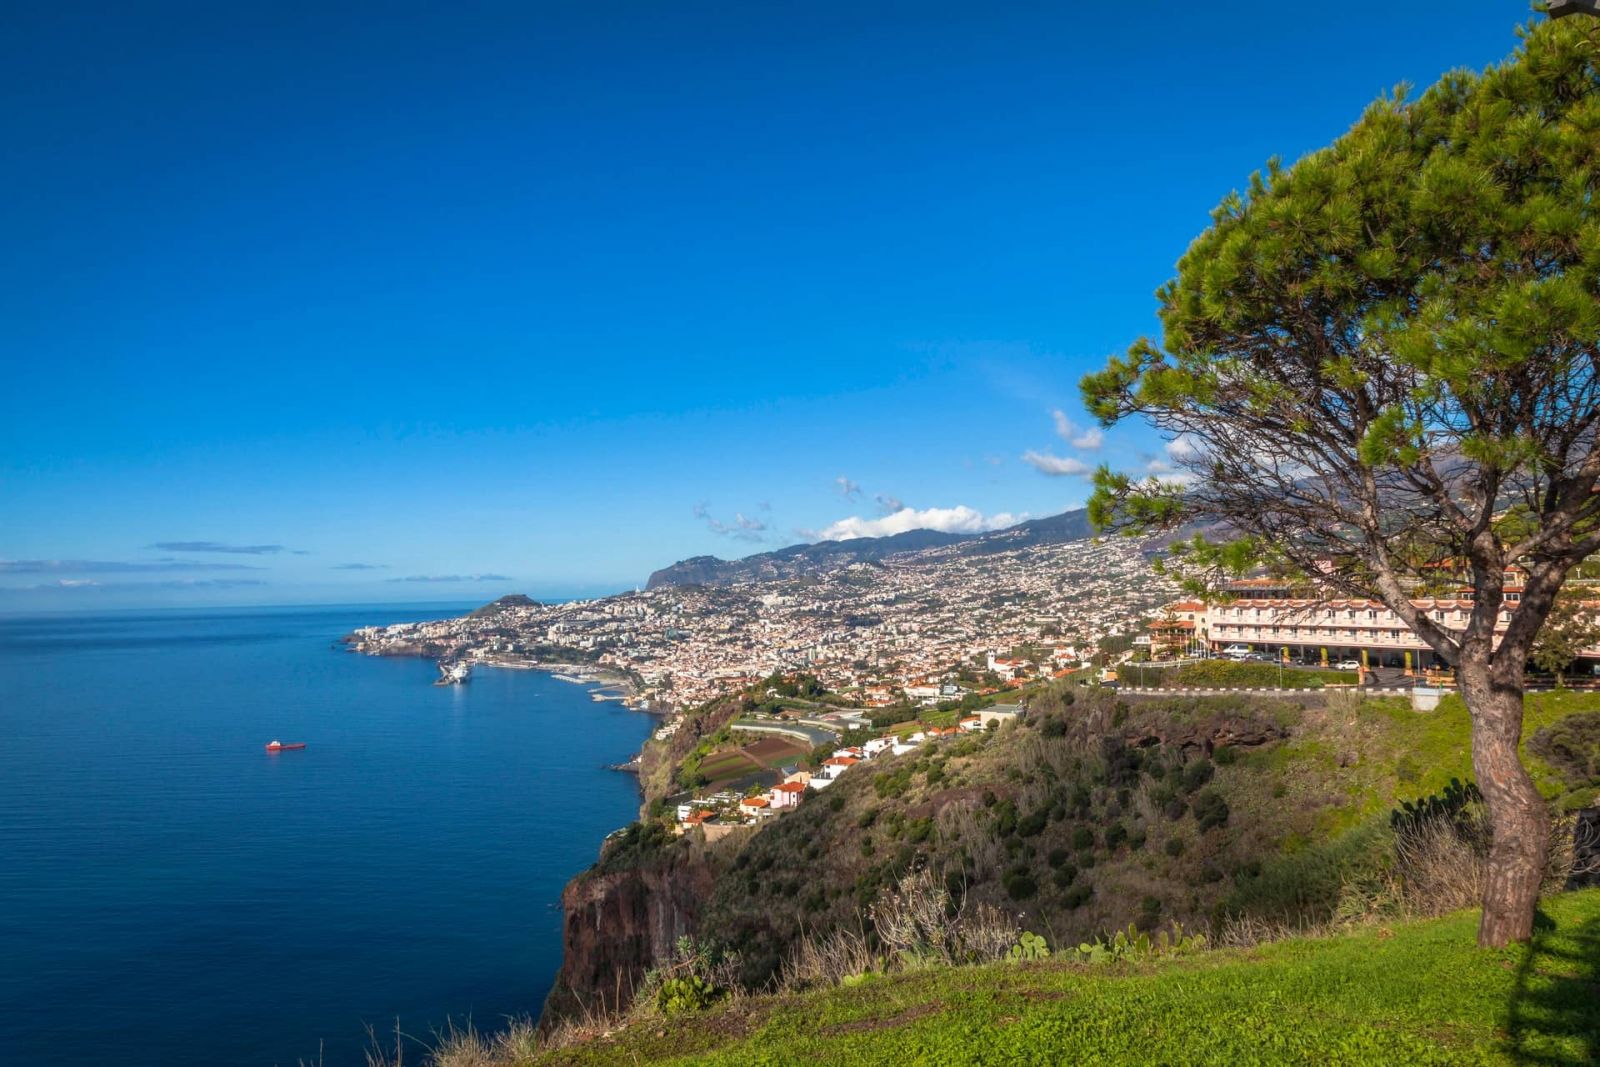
[0,604,653,1066]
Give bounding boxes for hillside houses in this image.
[346,535,1176,718]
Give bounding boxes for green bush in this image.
[656,974,716,1016]
[1008,930,1051,961]
[993,800,1019,837]
[1193,789,1230,832]
[1528,711,1600,790]
[1062,883,1092,909]
[1003,870,1039,900]
[1071,826,1095,849]
[1182,757,1215,792]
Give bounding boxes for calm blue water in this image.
[0,605,652,1066]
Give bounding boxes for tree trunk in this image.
[1458,657,1549,947]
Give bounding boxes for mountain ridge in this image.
[645,508,1096,589]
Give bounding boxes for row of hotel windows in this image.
[1217,605,1516,624]
[1218,627,1412,640]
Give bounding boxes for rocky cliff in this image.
[542,848,719,1024]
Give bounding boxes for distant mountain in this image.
[645,508,1097,589]
[468,593,541,618]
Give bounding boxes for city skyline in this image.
[1,2,1526,609]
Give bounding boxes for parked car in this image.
[1221,644,1252,660]
[1335,659,1362,671]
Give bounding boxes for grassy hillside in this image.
[540,684,1599,1052]
[653,685,1599,987]
[535,889,1600,1066]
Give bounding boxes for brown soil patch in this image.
[744,736,810,762]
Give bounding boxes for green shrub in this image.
[1047,847,1071,869]
[875,767,914,799]
[1104,822,1128,850]
[1213,745,1238,766]
[1062,883,1092,909]
[656,974,716,1016]
[1008,931,1051,961]
[1182,757,1215,793]
[1071,826,1095,849]
[1018,809,1049,837]
[1528,711,1600,789]
[1193,789,1230,832]
[993,800,1019,837]
[1389,777,1480,834]
[1165,837,1185,858]
[1003,871,1038,900]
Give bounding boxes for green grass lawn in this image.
[541,890,1600,1066]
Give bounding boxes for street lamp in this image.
[1550,1,1600,16]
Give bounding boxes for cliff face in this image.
[543,854,718,1023]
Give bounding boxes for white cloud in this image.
[695,503,768,542]
[834,476,862,499]
[807,505,1022,542]
[874,493,904,515]
[1021,450,1092,477]
[1145,457,1198,485]
[1165,435,1201,460]
[387,574,511,583]
[1049,409,1103,451]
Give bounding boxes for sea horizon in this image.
[0,604,653,1065]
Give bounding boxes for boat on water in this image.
[265,740,307,751]
[435,661,471,686]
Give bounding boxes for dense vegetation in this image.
[1120,660,1357,689]
[598,683,1600,997]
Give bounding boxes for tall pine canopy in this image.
[1081,16,1600,946]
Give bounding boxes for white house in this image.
[768,781,806,810]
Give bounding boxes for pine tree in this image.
[1081,16,1600,946]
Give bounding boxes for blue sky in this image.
[0,1,1533,609]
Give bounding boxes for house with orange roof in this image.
[738,795,772,819]
[768,781,807,810]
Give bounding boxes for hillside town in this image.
[344,534,1178,711]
